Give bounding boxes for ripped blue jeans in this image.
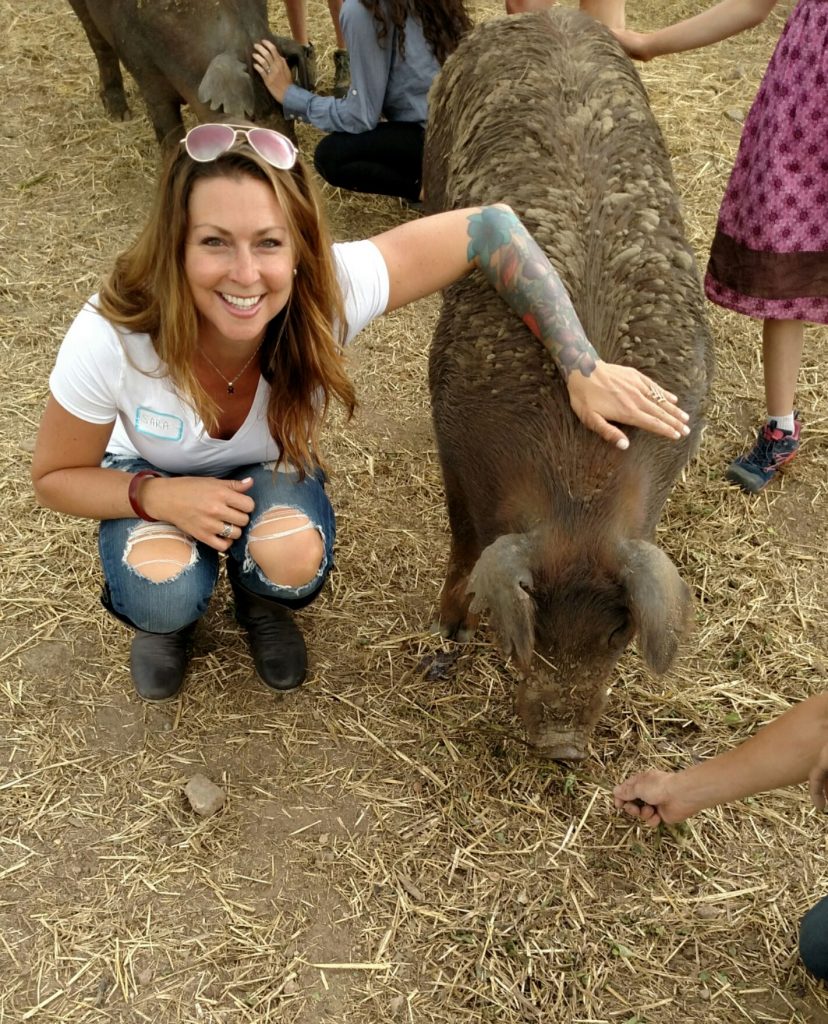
[98,456,335,634]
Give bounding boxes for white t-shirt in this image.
[49,240,390,476]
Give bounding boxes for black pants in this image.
[313,121,425,202]
[800,894,828,982]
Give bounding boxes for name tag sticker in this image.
[134,406,184,442]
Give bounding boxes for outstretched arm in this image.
[371,204,690,449]
[613,0,778,61]
[614,692,828,827]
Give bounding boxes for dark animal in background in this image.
[423,9,714,760]
[66,0,310,143]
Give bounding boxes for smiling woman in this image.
[30,123,690,704]
[184,176,297,379]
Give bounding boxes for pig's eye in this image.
[607,617,632,651]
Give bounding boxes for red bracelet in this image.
[128,470,161,521]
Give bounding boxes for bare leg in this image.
[283,0,309,45]
[725,317,806,491]
[505,0,555,13]
[580,0,625,30]
[763,318,805,418]
[327,0,346,50]
[505,0,625,28]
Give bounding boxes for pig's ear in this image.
[618,540,692,674]
[467,534,536,670]
[198,54,255,118]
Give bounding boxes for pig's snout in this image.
[530,728,589,762]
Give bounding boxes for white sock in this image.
[768,412,795,433]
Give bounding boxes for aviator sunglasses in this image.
[182,123,298,170]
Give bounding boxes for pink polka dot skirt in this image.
[705,0,828,323]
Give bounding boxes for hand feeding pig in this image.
[422,9,714,760]
[66,0,310,143]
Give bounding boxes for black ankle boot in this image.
[129,624,195,701]
[232,584,307,691]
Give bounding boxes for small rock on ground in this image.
[184,773,226,816]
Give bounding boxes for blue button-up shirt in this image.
[281,0,439,133]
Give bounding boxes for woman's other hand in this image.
[566,361,690,450]
[253,39,294,103]
[142,475,255,552]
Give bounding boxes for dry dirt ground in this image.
[2,0,828,1021]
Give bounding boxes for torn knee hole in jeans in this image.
[242,506,325,584]
[124,522,198,583]
[247,507,318,544]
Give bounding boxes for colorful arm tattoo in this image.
[465,205,598,381]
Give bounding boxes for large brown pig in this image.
[422,10,714,760]
[66,0,309,143]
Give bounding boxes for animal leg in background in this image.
[435,466,483,642]
[137,75,188,145]
[65,0,130,121]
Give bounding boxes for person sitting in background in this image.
[614,691,828,982]
[254,0,472,204]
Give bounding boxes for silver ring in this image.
[264,63,271,73]
[649,387,666,404]
[218,522,233,539]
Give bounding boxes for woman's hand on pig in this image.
[566,361,690,450]
[253,39,293,103]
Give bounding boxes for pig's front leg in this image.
[435,557,480,642]
[432,476,481,641]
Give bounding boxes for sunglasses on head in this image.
[182,123,298,170]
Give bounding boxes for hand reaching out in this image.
[612,770,697,827]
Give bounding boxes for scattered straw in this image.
[2,0,827,1021]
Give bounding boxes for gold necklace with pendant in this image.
[200,341,263,395]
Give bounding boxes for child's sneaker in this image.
[725,414,801,493]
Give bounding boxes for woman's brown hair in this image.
[96,140,356,476]
[359,0,472,65]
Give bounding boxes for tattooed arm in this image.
[371,204,690,448]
